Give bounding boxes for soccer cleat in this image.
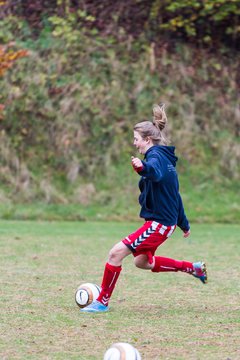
[192,262,208,284]
[80,300,109,313]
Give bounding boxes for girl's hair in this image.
[134,103,168,145]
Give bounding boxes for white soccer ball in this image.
[75,283,101,308]
[104,342,141,360]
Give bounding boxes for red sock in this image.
[151,256,193,273]
[97,262,122,306]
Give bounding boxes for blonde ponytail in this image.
[152,103,167,131]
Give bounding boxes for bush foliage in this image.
[1,0,240,48]
[0,2,239,220]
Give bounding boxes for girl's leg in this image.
[134,254,193,273]
[97,242,131,306]
[134,253,153,269]
[81,241,131,312]
[134,254,207,283]
[151,256,193,273]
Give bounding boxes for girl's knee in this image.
[108,248,118,262]
[134,254,152,269]
[108,242,131,264]
[134,256,145,269]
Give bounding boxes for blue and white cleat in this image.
[192,262,208,284]
[80,300,109,313]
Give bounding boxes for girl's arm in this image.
[131,156,163,182]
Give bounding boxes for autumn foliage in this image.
[0,45,28,76]
[0,45,28,119]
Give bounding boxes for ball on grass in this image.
[75,283,101,308]
[104,342,141,360]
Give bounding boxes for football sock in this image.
[97,262,122,306]
[151,256,193,273]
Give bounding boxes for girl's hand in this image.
[183,229,191,238]
[131,156,143,172]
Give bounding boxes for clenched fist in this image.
[131,156,143,172]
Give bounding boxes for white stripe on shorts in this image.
[166,225,175,238]
[159,225,167,235]
[152,221,159,231]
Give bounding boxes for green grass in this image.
[0,171,239,224]
[0,221,239,359]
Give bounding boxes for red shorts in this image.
[122,221,176,264]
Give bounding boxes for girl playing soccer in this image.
[81,103,207,313]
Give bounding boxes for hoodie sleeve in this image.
[177,193,190,232]
[137,156,163,182]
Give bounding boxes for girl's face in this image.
[133,130,152,155]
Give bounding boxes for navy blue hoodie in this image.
[137,145,190,232]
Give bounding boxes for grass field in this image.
[0,220,239,360]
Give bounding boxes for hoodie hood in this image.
[145,145,178,167]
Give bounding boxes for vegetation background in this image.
[0,0,239,222]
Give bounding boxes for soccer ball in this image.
[75,283,101,308]
[104,342,141,360]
